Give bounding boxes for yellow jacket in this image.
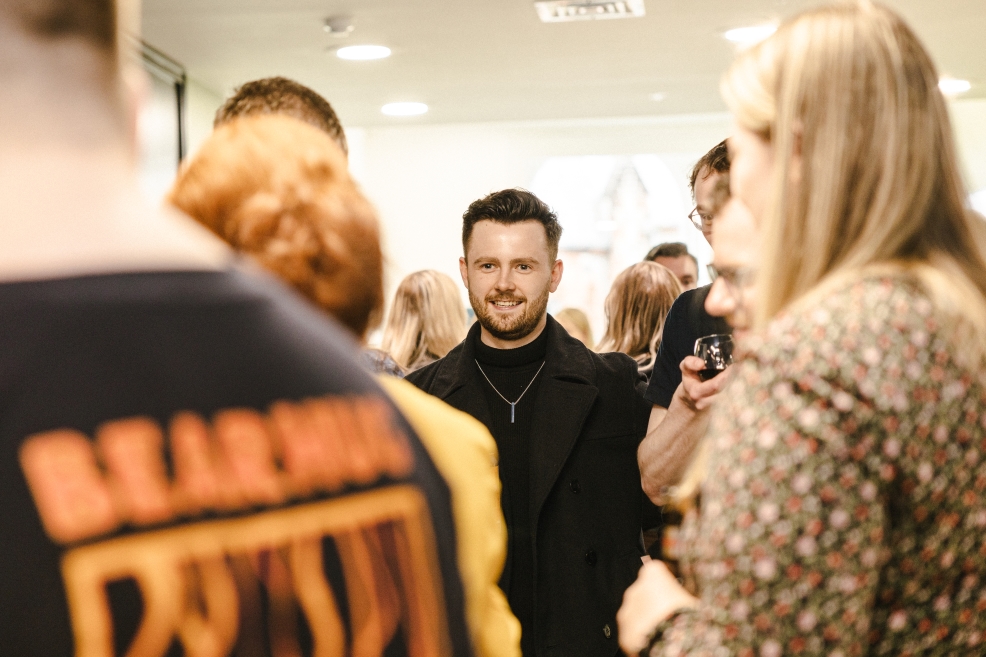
[379,377,521,657]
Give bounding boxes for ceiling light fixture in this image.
[723,24,777,47]
[381,102,428,117]
[336,45,391,61]
[649,92,666,102]
[939,77,972,96]
[534,0,646,23]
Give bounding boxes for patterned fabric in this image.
[655,277,986,656]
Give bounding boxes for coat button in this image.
[603,623,612,639]
[570,479,581,493]
[584,549,597,566]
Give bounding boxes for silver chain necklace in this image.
[474,359,546,424]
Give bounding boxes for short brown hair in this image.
[462,189,563,260]
[1,0,115,51]
[214,77,347,155]
[168,115,381,338]
[644,242,697,269]
[689,140,730,197]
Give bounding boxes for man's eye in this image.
[518,265,530,271]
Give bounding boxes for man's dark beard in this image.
[469,284,550,342]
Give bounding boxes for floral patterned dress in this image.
[652,277,986,656]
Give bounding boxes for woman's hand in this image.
[617,560,698,655]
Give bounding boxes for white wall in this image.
[185,78,224,159]
[950,98,986,197]
[348,113,733,306]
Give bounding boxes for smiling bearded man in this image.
[407,188,653,657]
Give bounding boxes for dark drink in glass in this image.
[694,334,734,380]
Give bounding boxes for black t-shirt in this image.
[644,285,731,408]
[0,267,471,657]
[473,329,547,657]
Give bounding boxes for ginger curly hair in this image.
[168,114,382,338]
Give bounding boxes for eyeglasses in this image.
[689,207,713,231]
[707,264,757,304]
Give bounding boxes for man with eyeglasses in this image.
[637,142,733,513]
[705,198,759,331]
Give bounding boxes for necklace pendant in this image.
[510,403,515,424]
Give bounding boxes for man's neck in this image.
[479,315,548,350]
[0,144,230,283]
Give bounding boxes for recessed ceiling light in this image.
[336,45,391,61]
[724,24,777,47]
[939,78,971,96]
[381,102,428,117]
[649,92,666,102]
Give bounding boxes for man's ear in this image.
[120,64,148,164]
[549,258,564,293]
[459,256,469,288]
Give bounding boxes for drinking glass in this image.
[694,334,734,381]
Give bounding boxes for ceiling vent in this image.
[534,0,646,23]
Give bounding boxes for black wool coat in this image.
[407,315,653,657]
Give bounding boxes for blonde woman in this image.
[382,270,468,373]
[597,262,681,379]
[619,2,986,655]
[554,307,594,349]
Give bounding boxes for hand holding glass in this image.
[694,334,734,381]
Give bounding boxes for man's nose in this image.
[494,269,515,291]
[704,279,735,320]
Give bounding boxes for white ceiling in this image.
[143,0,986,128]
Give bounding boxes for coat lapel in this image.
[426,322,494,431]
[529,317,598,524]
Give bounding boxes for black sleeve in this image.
[643,292,691,408]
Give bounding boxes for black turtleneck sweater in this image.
[473,327,548,656]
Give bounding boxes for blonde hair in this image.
[597,262,682,372]
[381,270,467,372]
[722,1,986,363]
[555,308,594,349]
[168,115,383,339]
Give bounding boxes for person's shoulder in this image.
[405,341,464,391]
[765,276,930,346]
[753,275,937,387]
[378,376,497,462]
[586,349,646,395]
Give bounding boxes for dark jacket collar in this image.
[428,314,595,400]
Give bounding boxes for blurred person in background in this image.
[596,261,682,380]
[0,2,476,655]
[381,270,468,373]
[657,193,760,577]
[619,3,986,655]
[170,114,520,657]
[637,145,732,506]
[643,242,698,292]
[554,307,594,349]
[215,75,348,156]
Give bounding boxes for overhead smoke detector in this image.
[323,16,355,37]
[534,0,646,23]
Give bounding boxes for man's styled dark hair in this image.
[644,242,698,269]
[689,139,730,197]
[2,0,115,51]
[214,77,348,155]
[462,189,563,259]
